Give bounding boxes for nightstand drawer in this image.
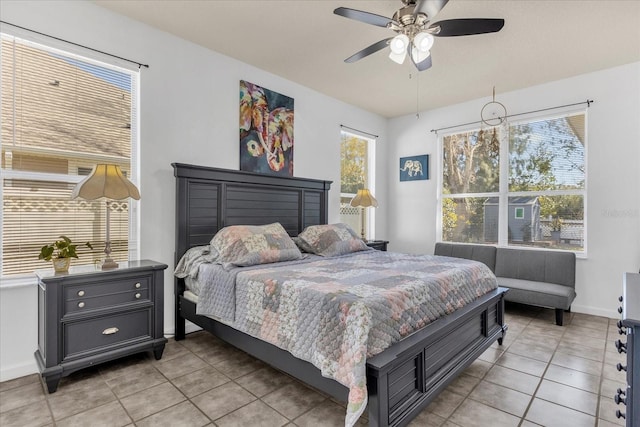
[64,277,150,315]
[63,308,151,359]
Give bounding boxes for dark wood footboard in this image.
[366,287,507,426]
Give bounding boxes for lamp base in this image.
[101,238,118,269]
[101,258,118,270]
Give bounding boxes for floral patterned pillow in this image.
[210,222,302,268]
[296,223,370,257]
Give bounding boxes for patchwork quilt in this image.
[183,250,497,426]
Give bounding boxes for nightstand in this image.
[366,240,389,251]
[34,260,168,393]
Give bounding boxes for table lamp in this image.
[350,188,378,240]
[72,164,140,269]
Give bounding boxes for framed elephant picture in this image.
[400,155,429,181]
[240,80,294,177]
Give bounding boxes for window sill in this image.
[0,274,37,290]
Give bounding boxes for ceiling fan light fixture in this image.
[390,34,409,54]
[411,44,431,63]
[413,32,434,52]
[389,34,409,64]
[389,50,407,64]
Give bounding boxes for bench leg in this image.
[555,308,564,326]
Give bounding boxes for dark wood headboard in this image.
[173,163,332,264]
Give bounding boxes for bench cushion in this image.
[434,243,497,272]
[495,248,575,288]
[498,277,576,310]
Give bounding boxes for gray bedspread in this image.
[176,250,497,426]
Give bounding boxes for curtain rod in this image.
[431,99,593,134]
[340,124,379,139]
[0,20,149,69]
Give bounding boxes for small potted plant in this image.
[38,236,93,273]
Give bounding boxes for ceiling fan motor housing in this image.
[393,6,417,26]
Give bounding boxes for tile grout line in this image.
[519,313,570,425]
[4,310,620,427]
[510,314,545,427]
[445,313,534,426]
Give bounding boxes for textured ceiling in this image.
[94,0,640,118]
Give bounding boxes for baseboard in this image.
[571,304,618,319]
[0,360,38,383]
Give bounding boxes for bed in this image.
[172,163,508,427]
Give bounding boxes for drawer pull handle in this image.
[135,282,141,289]
[102,327,119,335]
[78,302,85,308]
[135,293,141,299]
[77,290,85,297]
[615,340,627,354]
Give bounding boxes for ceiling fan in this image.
[334,0,504,71]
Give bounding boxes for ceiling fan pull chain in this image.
[416,73,420,119]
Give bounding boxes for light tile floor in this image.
[0,303,629,427]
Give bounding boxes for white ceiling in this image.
[94,0,640,118]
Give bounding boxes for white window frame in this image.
[514,207,524,219]
[339,129,376,239]
[0,32,141,284]
[437,108,587,256]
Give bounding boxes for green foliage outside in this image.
[341,134,368,194]
[442,114,585,244]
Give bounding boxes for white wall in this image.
[388,61,640,319]
[0,0,388,381]
[2,0,637,383]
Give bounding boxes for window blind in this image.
[1,35,138,276]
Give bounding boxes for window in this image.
[440,111,586,252]
[514,207,524,219]
[1,35,139,277]
[339,130,375,239]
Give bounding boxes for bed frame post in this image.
[175,278,186,341]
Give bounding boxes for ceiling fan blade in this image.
[411,54,433,72]
[334,7,394,28]
[430,18,505,37]
[413,0,449,20]
[345,38,393,63]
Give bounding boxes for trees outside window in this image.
[339,131,375,237]
[441,112,586,252]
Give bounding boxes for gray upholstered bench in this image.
[432,242,497,271]
[434,243,576,326]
